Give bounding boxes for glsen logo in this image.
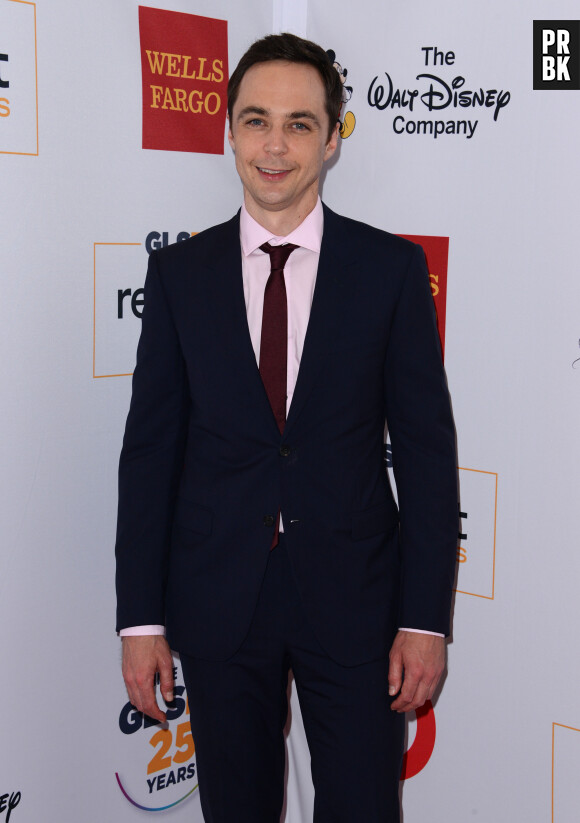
[115,663,198,812]
[0,791,21,822]
[0,0,38,155]
[145,230,192,255]
[455,467,497,600]
[368,45,511,139]
[93,230,193,378]
[139,6,228,154]
[533,21,580,90]
[398,234,449,359]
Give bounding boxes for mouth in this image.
[256,167,291,181]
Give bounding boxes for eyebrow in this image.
[236,106,268,121]
[236,106,321,127]
[289,110,321,126]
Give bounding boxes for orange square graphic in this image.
[398,234,449,360]
[139,6,228,154]
[552,723,580,822]
[455,467,498,600]
[0,0,38,156]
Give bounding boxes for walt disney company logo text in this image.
[368,45,511,139]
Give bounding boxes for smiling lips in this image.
[257,166,292,181]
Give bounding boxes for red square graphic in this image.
[139,6,228,154]
[398,235,449,360]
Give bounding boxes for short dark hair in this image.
[228,33,343,140]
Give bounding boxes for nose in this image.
[264,124,288,156]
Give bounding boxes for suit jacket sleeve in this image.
[115,250,189,631]
[384,243,458,635]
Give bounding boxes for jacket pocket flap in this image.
[173,498,213,535]
[352,500,399,541]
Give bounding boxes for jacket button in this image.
[263,515,275,527]
[279,445,291,457]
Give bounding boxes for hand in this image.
[122,635,175,723]
[388,631,446,713]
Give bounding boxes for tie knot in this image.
[260,242,299,272]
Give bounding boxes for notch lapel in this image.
[284,207,356,436]
[201,213,281,437]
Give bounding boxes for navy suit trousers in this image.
[180,536,405,823]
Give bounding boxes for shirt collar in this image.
[240,198,323,257]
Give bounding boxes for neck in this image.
[244,190,318,237]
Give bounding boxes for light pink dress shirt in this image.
[120,200,441,638]
[240,197,322,416]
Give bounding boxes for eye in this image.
[291,122,310,131]
[246,118,264,127]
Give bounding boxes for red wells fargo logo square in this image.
[398,234,449,360]
[138,6,228,154]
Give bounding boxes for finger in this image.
[390,662,422,712]
[136,679,167,723]
[393,664,441,712]
[391,688,417,712]
[388,649,403,697]
[392,680,428,713]
[158,651,175,704]
[128,663,166,722]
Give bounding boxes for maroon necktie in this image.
[259,241,298,548]
[259,242,298,433]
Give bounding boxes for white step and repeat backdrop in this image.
[1,1,579,821]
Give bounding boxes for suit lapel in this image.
[202,213,281,437]
[199,207,358,440]
[285,206,356,436]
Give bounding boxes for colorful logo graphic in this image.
[0,0,38,156]
[326,48,356,138]
[115,663,198,812]
[401,701,436,780]
[533,21,580,90]
[139,6,228,154]
[398,234,448,359]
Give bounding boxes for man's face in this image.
[228,60,338,225]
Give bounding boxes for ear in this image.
[227,114,235,151]
[324,121,340,161]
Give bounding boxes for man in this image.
[116,33,458,822]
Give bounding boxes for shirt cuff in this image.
[119,625,165,636]
[398,628,445,637]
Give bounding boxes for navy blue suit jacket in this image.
[115,204,458,666]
